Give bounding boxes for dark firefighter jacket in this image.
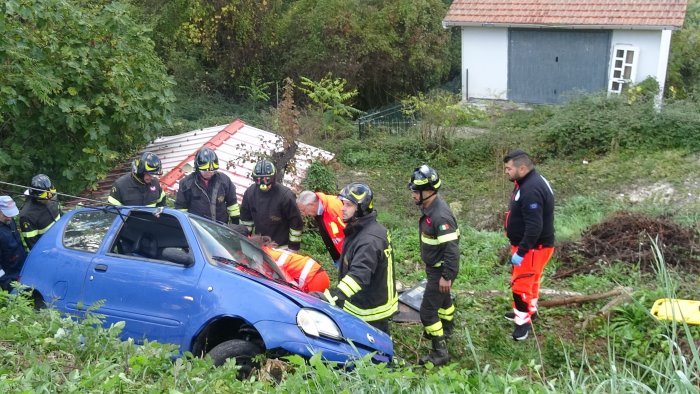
[0,219,26,290]
[332,211,398,322]
[505,169,555,256]
[108,173,166,207]
[19,198,61,250]
[419,195,460,281]
[240,183,303,250]
[175,172,240,224]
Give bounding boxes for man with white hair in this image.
[297,190,345,266]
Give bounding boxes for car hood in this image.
[241,272,393,355]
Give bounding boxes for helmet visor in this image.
[37,187,57,200]
[197,161,219,171]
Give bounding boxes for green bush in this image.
[301,161,338,194]
[646,100,700,151]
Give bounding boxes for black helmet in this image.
[338,182,374,218]
[195,148,219,172]
[408,164,441,192]
[132,152,163,178]
[252,160,276,191]
[29,174,56,200]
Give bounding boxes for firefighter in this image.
[296,190,345,266]
[240,160,303,250]
[108,151,166,207]
[503,150,555,341]
[250,235,330,293]
[19,174,61,250]
[409,165,460,366]
[175,148,240,224]
[321,183,398,335]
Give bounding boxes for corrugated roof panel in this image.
[68,119,334,207]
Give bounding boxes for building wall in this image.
[461,27,509,101]
[610,30,663,84]
[459,27,669,102]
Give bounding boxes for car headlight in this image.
[297,308,342,340]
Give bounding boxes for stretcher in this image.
[650,298,700,325]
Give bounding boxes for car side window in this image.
[63,210,114,253]
[109,211,193,265]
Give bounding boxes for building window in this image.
[608,45,638,94]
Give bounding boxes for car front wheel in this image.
[207,339,261,378]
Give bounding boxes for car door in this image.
[81,210,203,346]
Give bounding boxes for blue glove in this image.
[511,252,524,266]
[332,259,340,269]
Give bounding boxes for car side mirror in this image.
[161,247,194,266]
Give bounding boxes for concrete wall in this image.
[460,27,509,101]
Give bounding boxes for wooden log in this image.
[538,286,633,308]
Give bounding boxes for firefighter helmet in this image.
[132,152,163,179]
[338,182,374,218]
[408,164,441,192]
[195,148,219,172]
[29,174,56,200]
[252,160,276,191]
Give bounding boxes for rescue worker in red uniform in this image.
[19,174,61,250]
[109,152,166,207]
[503,150,555,341]
[321,183,398,335]
[240,160,303,250]
[296,190,345,266]
[250,235,330,293]
[409,165,460,366]
[175,148,240,224]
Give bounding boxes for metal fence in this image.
[357,104,417,137]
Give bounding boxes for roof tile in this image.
[444,0,688,28]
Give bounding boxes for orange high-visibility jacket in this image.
[316,192,346,257]
[264,246,324,291]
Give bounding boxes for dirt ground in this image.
[555,211,700,278]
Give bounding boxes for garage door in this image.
[508,29,611,104]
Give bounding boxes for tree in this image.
[278,0,451,108]
[667,0,700,99]
[0,0,175,193]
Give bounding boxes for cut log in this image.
[538,286,633,307]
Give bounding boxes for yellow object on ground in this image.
[650,298,700,325]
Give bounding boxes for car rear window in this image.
[63,210,114,253]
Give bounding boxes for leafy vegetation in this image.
[2,0,700,391]
[0,0,175,193]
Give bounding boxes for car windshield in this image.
[190,217,290,283]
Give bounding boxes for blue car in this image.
[19,206,393,373]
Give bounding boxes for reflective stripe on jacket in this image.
[19,198,61,250]
[265,247,323,291]
[419,196,460,281]
[337,212,398,322]
[108,173,166,207]
[315,192,345,260]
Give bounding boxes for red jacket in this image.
[315,192,345,260]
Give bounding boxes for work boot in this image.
[418,336,450,366]
[512,322,531,341]
[442,319,454,339]
[504,311,538,322]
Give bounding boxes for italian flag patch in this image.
[439,223,450,231]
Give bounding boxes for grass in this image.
[4,94,699,391]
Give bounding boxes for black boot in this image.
[442,319,454,339]
[419,336,450,366]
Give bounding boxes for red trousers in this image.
[510,245,554,324]
[303,270,330,293]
